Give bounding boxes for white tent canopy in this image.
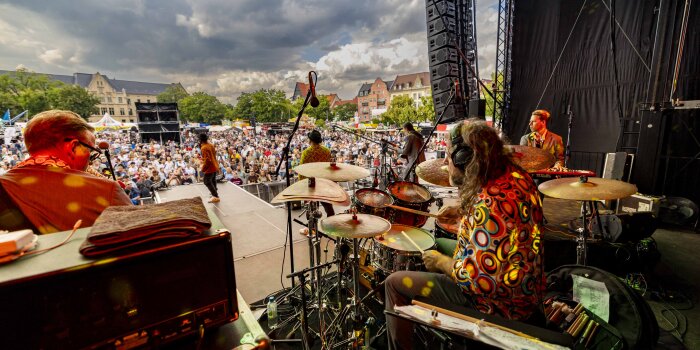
[91,113,122,127]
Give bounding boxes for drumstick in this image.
[388,204,439,218]
[401,231,424,254]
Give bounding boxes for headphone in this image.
[450,126,473,169]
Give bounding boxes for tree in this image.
[483,72,504,119]
[157,85,189,104]
[233,89,292,123]
[332,103,357,121]
[0,68,64,116]
[47,85,101,119]
[417,95,435,123]
[381,95,420,127]
[291,94,331,122]
[178,92,228,123]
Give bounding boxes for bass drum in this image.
[372,224,435,273]
[354,188,393,220]
[387,181,433,227]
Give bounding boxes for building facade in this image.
[388,72,431,108]
[356,78,392,123]
[0,70,184,123]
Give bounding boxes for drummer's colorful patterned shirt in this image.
[451,164,546,321]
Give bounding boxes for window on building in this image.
[137,99,141,103]
[147,99,151,103]
[101,108,107,115]
[129,109,133,115]
[122,119,126,123]
[118,97,123,103]
[107,96,112,103]
[120,108,125,115]
[127,98,131,105]
[109,108,115,115]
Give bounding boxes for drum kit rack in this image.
[266,142,638,349]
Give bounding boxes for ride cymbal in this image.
[538,177,637,201]
[294,162,370,182]
[506,145,556,172]
[416,158,451,187]
[320,213,391,239]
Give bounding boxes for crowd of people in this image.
[2,123,449,204]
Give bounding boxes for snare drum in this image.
[372,224,435,273]
[354,188,393,220]
[387,181,433,227]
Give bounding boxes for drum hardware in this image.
[539,176,638,265]
[294,162,371,183]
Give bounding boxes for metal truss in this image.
[494,0,514,131]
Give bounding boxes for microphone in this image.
[98,141,117,181]
[308,71,320,108]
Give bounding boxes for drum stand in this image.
[575,199,605,265]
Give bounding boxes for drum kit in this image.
[269,146,638,349]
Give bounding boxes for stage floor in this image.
[158,183,699,349]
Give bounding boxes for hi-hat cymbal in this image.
[506,145,556,172]
[271,178,351,205]
[320,213,391,239]
[538,177,637,201]
[416,158,451,187]
[294,162,370,182]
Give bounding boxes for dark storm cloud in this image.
[5,0,426,77]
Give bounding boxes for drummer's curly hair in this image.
[455,119,515,215]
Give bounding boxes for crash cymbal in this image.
[538,177,637,201]
[271,178,351,205]
[506,145,556,172]
[416,158,451,187]
[320,213,392,239]
[294,162,370,182]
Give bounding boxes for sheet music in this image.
[394,305,570,350]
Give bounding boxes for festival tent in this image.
[91,113,132,131]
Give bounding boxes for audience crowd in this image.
[1,126,448,203]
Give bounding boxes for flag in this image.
[2,109,9,122]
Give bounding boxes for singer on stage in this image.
[199,132,221,203]
[384,120,545,350]
[0,110,132,234]
[519,109,565,169]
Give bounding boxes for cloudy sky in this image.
[0,0,499,104]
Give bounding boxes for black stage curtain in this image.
[506,0,698,154]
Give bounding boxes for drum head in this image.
[356,188,393,207]
[388,181,432,203]
[376,224,434,251]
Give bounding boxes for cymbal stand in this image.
[286,258,342,350]
[576,201,589,265]
[331,123,398,190]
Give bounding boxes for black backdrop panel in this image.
[507,0,656,153]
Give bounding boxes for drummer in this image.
[519,109,565,170]
[300,129,335,217]
[384,119,546,350]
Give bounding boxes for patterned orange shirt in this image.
[451,165,545,320]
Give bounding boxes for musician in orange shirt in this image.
[199,133,220,203]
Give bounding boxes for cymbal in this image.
[376,224,435,251]
[294,162,370,182]
[506,145,556,172]
[416,158,451,187]
[271,178,351,205]
[320,213,391,239]
[538,177,637,201]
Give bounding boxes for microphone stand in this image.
[103,147,117,181]
[565,105,574,168]
[403,86,458,181]
[275,90,314,289]
[331,124,398,189]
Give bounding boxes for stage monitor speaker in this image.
[468,99,485,118]
[0,232,237,349]
[582,212,658,243]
